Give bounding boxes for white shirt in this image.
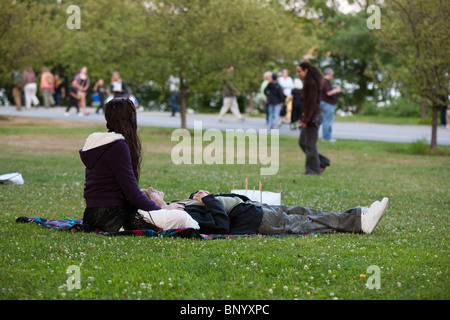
[168,75,180,93]
[138,209,200,230]
[278,76,294,96]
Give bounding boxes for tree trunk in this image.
[248,92,254,114]
[430,105,438,150]
[421,96,427,120]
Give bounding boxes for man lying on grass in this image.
[134,188,389,235]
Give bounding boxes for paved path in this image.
[1,106,450,145]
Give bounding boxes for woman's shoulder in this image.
[81,132,125,151]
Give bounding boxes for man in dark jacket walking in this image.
[264,72,286,130]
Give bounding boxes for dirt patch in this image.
[0,117,101,155]
[0,116,103,129]
[2,133,85,155]
[1,116,174,155]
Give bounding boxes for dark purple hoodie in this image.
[79,132,160,211]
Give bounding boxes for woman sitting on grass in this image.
[141,188,389,235]
[79,98,183,232]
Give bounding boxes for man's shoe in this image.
[361,197,389,234]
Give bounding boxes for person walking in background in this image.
[22,67,39,109]
[65,78,81,116]
[168,74,181,117]
[290,78,303,130]
[110,71,128,98]
[446,102,450,131]
[297,61,330,175]
[53,73,65,107]
[129,93,139,109]
[260,71,272,124]
[264,72,286,130]
[11,70,23,111]
[218,65,244,122]
[74,66,90,115]
[278,69,295,127]
[40,67,55,108]
[93,78,106,114]
[438,95,448,128]
[320,67,341,142]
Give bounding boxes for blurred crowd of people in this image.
[259,65,341,141]
[9,67,140,117]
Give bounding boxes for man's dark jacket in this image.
[183,193,264,234]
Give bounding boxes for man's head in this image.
[323,67,334,80]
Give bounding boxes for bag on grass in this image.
[0,172,24,185]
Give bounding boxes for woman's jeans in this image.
[320,101,335,141]
[299,114,330,175]
[268,103,281,129]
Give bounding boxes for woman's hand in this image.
[148,187,184,210]
[147,187,165,206]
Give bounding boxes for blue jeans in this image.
[170,92,180,116]
[268,103,281,129]
[320,101,335,140]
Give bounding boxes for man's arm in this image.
[194,191,230,233]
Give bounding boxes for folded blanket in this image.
[16,216,314,239]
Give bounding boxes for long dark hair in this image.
[298,61,323,89]
[105,98,142,181]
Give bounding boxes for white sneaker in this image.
[64,112,69,117]
[361,197,389,234]
[78,112,84,117]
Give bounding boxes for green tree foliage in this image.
[55,0,148,83]
[377,0,450,149]
[0,0,62,84]
[313,10,387,112]
[140,0,314,127]
[0,0,316,128]
[2,0,447,135]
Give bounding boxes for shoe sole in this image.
[371,197,389,233]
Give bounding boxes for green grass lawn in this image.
[0,116,448,301]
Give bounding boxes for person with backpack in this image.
[11,70,23,111]
[264,72,286,130]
